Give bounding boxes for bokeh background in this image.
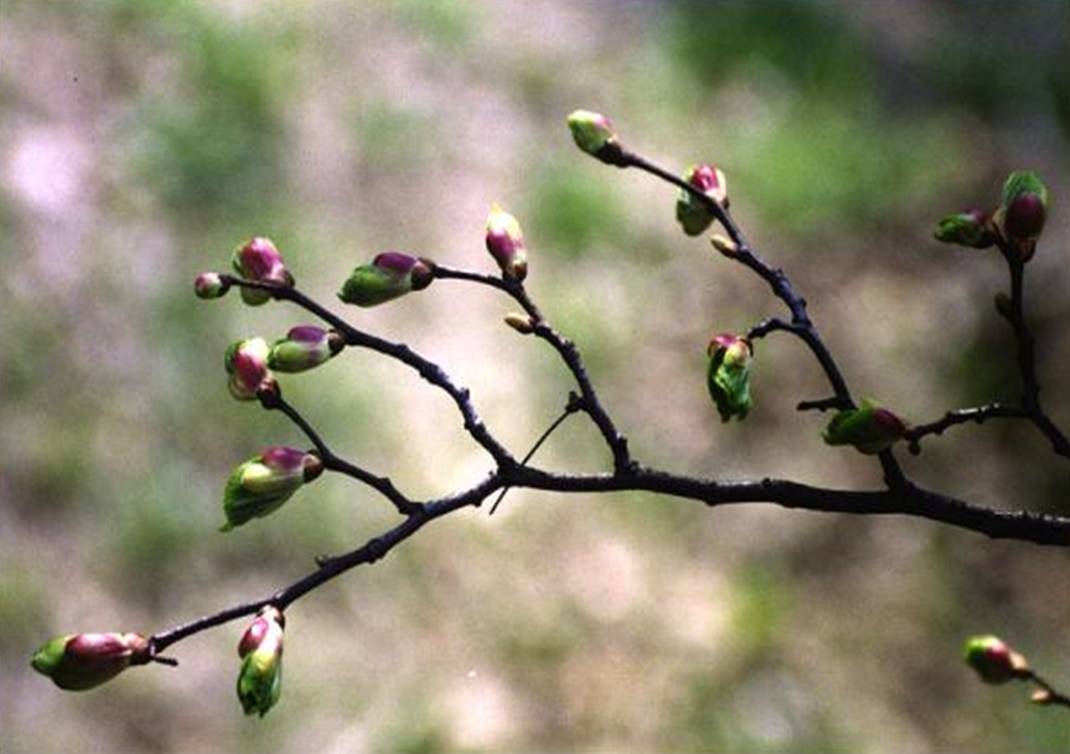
[2,1,1068,751]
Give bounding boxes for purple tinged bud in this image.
[225,337,274,401]
[31,632,150,691]
[231,237,295,306]
[933,208,995,249]
[236,606,284,717]
[996,171,1049,262]
[221,447,323,530]
[963,635,1029,684]
[485,204,528,281]
[676,164,728,236]
[194,272,230,299]
[822,398,908,454]
[268,326,345,373]
[566,110,624,165]
[338,253,435,307]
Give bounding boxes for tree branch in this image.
[904,403,1030,455]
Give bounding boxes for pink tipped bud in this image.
[963,635,1029,684]
[225,337,275,401]
[676,164,728,236]
[485,204,528,281]
[194,272,230,299]
[231,237,294,305]
[338,253,435,307]
[268,326,345,373]
[566,110,623,164]
[31,632,150,691]
[236,606,285,717]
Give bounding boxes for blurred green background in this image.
[1,1,1068,751]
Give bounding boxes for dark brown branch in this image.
[1025,670,1070,709]
[904,403,1030,455]
[257,389,420,516]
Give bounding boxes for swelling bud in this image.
[707,334,753,422]
[221,447,324,531]
[268,326,345,373]
[31,632,150,691]
[485,204,528,281]
[237,606,285,717]
[822,398,907,454]
[225,337,275,401]
[996,171,1048,262]
[566,110,623,164]
[676,164,728,237]
[338,252,435,307]
[963,635,1029,684]
[231,237,294,306]
[194,272,230,299]
[933,209,995,249]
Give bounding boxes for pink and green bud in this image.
[337,252,435,307]
[268,326,345,373]
[224,337,275,401]
[31,632,150,691]
[237,606,285,717]
[566,110,621,163]
[485,204,528,281]
[707,334,753,422]
[194,272,230,299]
[231,237,294,306]
[963,635,1029,684]
[933,209,995,249]
[676,164,728,237]
[822,398,907,454]
[996,171,1048,261]
[221,446,323,531]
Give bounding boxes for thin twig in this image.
[904,403,1030,455]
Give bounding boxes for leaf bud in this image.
[710,234,738,258]
[194,272,230,299]
[221,447,323,531]
[996,171,1048,262]
[236,606,285,717]
[268,326,345,373]
[676,164,728,237]
[933,209,996,249]
[337,252,435,307]
[707,333,753,422]
[485,204,528,281]
[503,312,535,335]
[231,237,294,306]
[566,110,623,164]
[963,635,1029,685]
[822,398,907,454]
[224,337,276,401]
[31,632,150,691]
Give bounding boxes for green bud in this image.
[676,164,728,237]
[566,110,622,164]
[31,632,150,691]
[996,171,1048,261]
[822,398,907,454]
[338,252,435,307]
[485,204,528,281]
[221,447,324,531]
[237,606,285,717]
[933,209,995,249]
[963,635,1029,684]
[268,326,345,373]
[707,334,753,422]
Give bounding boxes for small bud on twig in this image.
[822,399,907,454]
[194,272,230,299]
[224,337,275,401]
[221,447,323,531]
[236,606,285,717]
[268,326,345,373]
[31,632,150,691]
[933,209,996,249]
[503,312,535,335]
[676,164,728,237]
[337,252,435,307]
[485,204,528,281]
[707,333,753,422]
[710,234,738,258]
[231,237,294,306]
[963,635,1030,684]
[995,171,1048,262]
[566,110,623,164]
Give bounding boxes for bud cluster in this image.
[231,237,294,305]
[934,171,1049,262]
[677,164,728,237]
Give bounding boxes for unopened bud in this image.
[963,635,1029,685]
[237,606,285,717]
[268,326,344,373]
[194,272,230,299]
[222,447,323,531]
[676,164,728,237]
[996,171,1048,262]
[503,312,535,335]
[485,204,528,281]
[822,398,907,454]
[933,209,995,249]
[566,110,622,164]
[1031,689,1054,705]
[707,333,753,422]
[31,632,150,691]
[337,252,435,307]
[225,337,275,401]
[710,234,738,258]
[231,237,294,306]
